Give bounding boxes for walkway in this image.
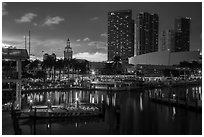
[2,111,15,135]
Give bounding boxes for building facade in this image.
[2,48,29,109]
[107,9,134,62]
[64,38,73,60]
[175,17,191,52]
[160,29,175,52]
[135,12,159,55]
[129,51,200,66]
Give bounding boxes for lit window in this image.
[111,13,115,15]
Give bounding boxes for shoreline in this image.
[3,80,201,93]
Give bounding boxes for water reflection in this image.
[139,93,143,111]
[146,85,202,102]
[20,85,202,135]
[172,107,176,120]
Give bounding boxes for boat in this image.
[20,104,103,119]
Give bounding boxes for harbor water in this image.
[8,85,203,134]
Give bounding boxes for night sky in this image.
[2,2,202,61]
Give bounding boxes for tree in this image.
[191,61,201,69]
[34,70,47,80]
[78,60,89,74]
[22,71,33,78]
[171,69,180,77]
[28,59,41,70]
[102,62,113,75]
[64,58,71,79]
[22,59,31,72]
[163,69,171,77]
[42,55,56,81]
[55,59,64,80]
[112,55,123,74]
[179,61,191,68]
[72,59,81,79]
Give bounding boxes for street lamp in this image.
[91,70,95,75]
[29,99,33,111]
[30,99,33,104]
[75,97,79,108]
[47,99,51,109]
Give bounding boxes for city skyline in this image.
[2,2,202,61]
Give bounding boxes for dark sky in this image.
[2,2,202,61]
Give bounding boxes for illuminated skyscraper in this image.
[175,17,191,52]
[160,29,175,52]
[135,12,159,55]
[64,38,73,60]
[107,9,134,62]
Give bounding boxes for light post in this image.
[76,97,79,108]
[91,70,95,75]
[29,99,33,111]
[8,82,11,89]
[91,69,96,82]
[47,99,51,109]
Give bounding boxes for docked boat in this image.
[21,104,103,119]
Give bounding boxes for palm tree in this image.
[64,58,72,80]
[42,57,51,80]
[29,59,40,70]
[55,59,64,80]
[80,60,89,75]
[51,53,57,81]
[103,62,113,75]
[22,59,31,72]
[112,55,123,75]
[71,58,80,78]
[42,55,56,81]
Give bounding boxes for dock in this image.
[148,94,202,112]
[16,104,105,120]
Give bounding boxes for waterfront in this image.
[4,85,201,135]
[2,2,202,135]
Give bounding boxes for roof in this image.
[2,48,29,60]
[129,51,200,66]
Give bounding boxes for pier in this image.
[147,88,202,112]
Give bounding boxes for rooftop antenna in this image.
[28,30,30,56]
[24,36,27,50]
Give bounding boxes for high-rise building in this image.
[135,12,159,55]
[174,17,191,52]
[64,38,73,60]
[107,9,134,62]
[160,29,175,52]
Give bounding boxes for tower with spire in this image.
[64,38,73,60]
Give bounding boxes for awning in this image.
[2,48,29,60]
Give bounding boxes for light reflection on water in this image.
[20,85,202,135]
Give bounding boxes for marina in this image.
[2,2,202,135]
[3,85,202,135]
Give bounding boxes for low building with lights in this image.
[89,62,106,75]
[129,51,200,66]
[2,48,29,109]
[128,50,201,77]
